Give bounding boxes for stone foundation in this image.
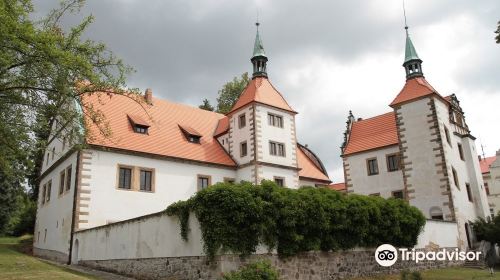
[33,246,68,263]
[79,249,464,280]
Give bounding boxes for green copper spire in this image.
[402,26,424,80]
[404,27,420,63]
[252,22,266,58]
[251,22,268,79]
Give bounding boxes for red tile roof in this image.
[297,146,330,182]
[82,92,329,182]
[328,182,346,192]
[343,112,399,156]
[390,77,440,107]
[480,156,497,174]
[82,93,236,167]
[229,77,296,114]
[127,114,150,127]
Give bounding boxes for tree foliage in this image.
[166,181,426,261]
[472,214,500,246]
[199,72,250,114]
[220,260,279,280]
[496,21,500,44]
[0,0,135,234]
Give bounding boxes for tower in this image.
[402,26,424,80]
[251,22,268,79]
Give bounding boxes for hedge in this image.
[165,180,425,260]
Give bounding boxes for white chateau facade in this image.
[341,27,490,250]
[480,152,500,217]
[33,26,331,263]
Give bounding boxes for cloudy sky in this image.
[34,0,500,182]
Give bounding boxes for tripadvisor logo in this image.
[374,244,481,267]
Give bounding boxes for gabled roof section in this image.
[343,112,399,156]
[480,156,497,174]
[229,77,296,115]
[178,124,202,137]
[297,145,330,182]
[390,77,440,107]
[214,116,229,137]
[82,93,236,167]
[328,182,346,192]
[127,114,150,127]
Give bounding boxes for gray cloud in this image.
[32,0,500,181]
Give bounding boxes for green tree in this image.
[199,98,214,111]
[496,21,500,44]
[472,214,500,246]
[0,0,135,234]
[199,72,250,114]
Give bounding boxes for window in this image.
[52,147,55,160]
[430,207,444,220]
[369,193,380,197]
[452,167,459,189]
[187,135,201,144]
[268,113,283,128]
[274,177,284,187]
[140,169,153,192]
[386,154,400,172]
[444,125,451,146]
[118,167,132,189]
[392,190,404,199]
[133,125,148,134]
[41,184,46,205]
[367,158,379,176]
[240,141,248,157]
[44,229,47,243]
[269,141,285,157]
[62,137,66,151]
[485,183,490,195]
[238,114,246,128]
[457,144,464,161]
[465,183,473,202]
[197,175,211,190]
[46,153,49,166]
[46,180,52,202]
[66,166,72,191]
[59,171,65,195]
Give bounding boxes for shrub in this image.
[166,181,426,260]
[219,260,279,280]
[401,270,422,280]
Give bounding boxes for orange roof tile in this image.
[82,93,236,167]
[328,182,346,192]
[214,117,229,137]
[390,77,439,107]
[178,124,202,137]
[229,77,296,114]
[480,156,497,174]
[297,145,330,182]
[343,112,399,156]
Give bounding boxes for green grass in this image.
[349,266,500,280]
[0,235,96,280]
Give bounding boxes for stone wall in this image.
[33,246,69,263]
[79,249,463,280]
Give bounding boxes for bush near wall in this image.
[219,260,279,280]
[166,181,426,260]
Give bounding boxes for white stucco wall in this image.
[258,165,298,189]
[34,151,78,256]
[486,154,500,216]
[83,148,237,229]
[416,220,459,249]
[229,106,254,165]
[345,146,404,197]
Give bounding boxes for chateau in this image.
[33,25,331,262]
[341,26,490,249]
[480,152,500,217]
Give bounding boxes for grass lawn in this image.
[0,235,96,280]
[349,266,500,280]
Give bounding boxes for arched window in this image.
[430,206,443,220]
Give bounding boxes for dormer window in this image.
[179,125,202,144]
[128,114,150,135]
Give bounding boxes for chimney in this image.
[357,118,363,121]
[478,155,482,161]
[145,88,153,105]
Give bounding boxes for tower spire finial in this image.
[251,21,268,79]
[401,1,423,80]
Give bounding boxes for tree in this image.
[472,214,500,246]
[199,72,250,114]
[199,98,214,111]
[0,0,136,234]
[496,21,500,44]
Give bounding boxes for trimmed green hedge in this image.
[166,180,425,260]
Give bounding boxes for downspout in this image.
[67,150,81,265]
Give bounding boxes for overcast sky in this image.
[33,0,500,182]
